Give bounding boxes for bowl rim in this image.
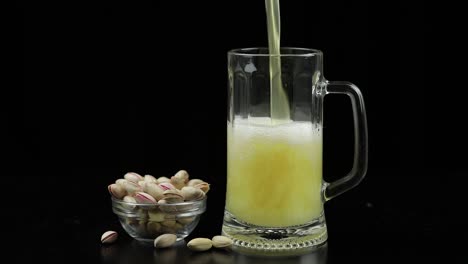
[111,195,207,207]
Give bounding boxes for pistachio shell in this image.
[136,220,147,235]
[108,184,126,199]
[161,219,176,227]
[173,222,184,231]
[115,179,128,186]
[162,189,184,203]
[124,172,143,183]
[194,182,210,194]
[211,236,233,249]
[148,210,166,222]
[137,208,148,219]
[144,174,158,183]
[147,221,161,235]
[122,195,137,210]
[187,179,204,187]
[122,180,142,194]
[174,170,189,183]
[159,182,176,191]
[101,231,118,244]
[187,238,212,251]
[134,192,157,204]
[154,234,177,248]
[157,176,171,183]
[158,199,178,212]
[160,225,176,234]
[145,182,165,201]
[177,216,196,225]
[170,176,185,190]
[181,186,205,201]
[138,180,147,188]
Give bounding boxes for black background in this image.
[8,1,461,263]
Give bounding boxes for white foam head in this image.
[229,117,321,143]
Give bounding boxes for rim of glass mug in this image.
[228,47,323,57]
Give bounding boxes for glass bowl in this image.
[111,196,206,243]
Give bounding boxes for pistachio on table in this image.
[187,238,213,252]
[212,236,233,249]
[154,234,177,248]
[101,231,118,244]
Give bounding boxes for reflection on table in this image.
[101,240,328,264]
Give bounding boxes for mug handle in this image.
[322,81,368,201]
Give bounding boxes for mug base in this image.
[221,211,328,256]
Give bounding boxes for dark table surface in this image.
[28,173,457,264]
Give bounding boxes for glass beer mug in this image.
[222,48,368,255]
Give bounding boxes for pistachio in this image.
[137,208,148,219]
[158,199,178,213]
[187,179,204,187]
[160,225,176,233]
[162,189,184,203]
[101,231,118,244]
[124,172,143,183]
[154,234,177,248]
[177,216,196,225]
[161,219,176,227]
[181,186,205,201]
[122,180,142,195]
[145,182,165,201]
[157,176,171,183]
[173,222,184,231]
[211,236,233,249]
[123,195,137,210]
[115,179,128,186]
[144,174,158,183]
[108,184,126,199]
[137,180,147,188]
[136,220,147,235]
[187,238,212,251]
[147,221,161,235]
[174,170,189,182]
[170,176,185,190]
[148,210,166,222]
[125,217,138,226]
[159,182,176,191]
[134,192,157,204]
[194,182,210,194]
